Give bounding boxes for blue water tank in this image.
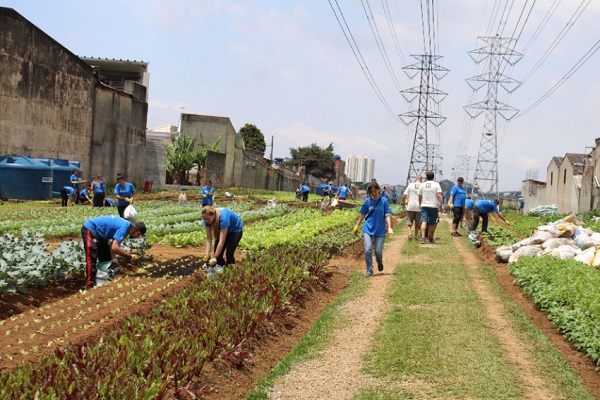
[37,158,83,196]
[0,155,54,200]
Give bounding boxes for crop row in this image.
[0,231,356,398]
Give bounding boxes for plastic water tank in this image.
[40,158,83,196]
[0,155,53,200]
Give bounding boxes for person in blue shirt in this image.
[92,173,106,208]
[471,198,509,233]
[353,182,393,278]
[300,183,310,202]
[70,169,81,191]
[114,173,135,218]
[448,177,467,237]
[337,184,353,200]
[77,185,93,205]
[381,186,391,201]
[104,197,115,207]
[464,197,475,233]
[202,205,244,267]
[201,179,215,207]
[392,187,398,204]
[81,215,146,288]
[59,185,76,207]
[326,181,336,200]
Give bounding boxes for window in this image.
[564,169,567,184]
[550,172,553,186]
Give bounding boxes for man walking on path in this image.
[471,198,510,233]
[449,177,467,237]
[403,175,423,239]
[418,171,443,244]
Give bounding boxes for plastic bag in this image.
[541,238,574,250]
[528,231,553,245]
[494,246,513,263]
[508,245,543,263]
[537,224,561,238]
[574,232,593,250]
[574,247,596,266]
[124,204,138,222]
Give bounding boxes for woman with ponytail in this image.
[201,205,243,267]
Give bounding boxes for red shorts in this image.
[339,197,346,200]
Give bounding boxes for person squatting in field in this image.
[81,215,146,288]
[353,182,393,278]
[202,205,244,268]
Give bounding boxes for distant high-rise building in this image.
[345,156,375,184]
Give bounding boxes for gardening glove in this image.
[387,228,393,238]
[125,197,133,203]
[209,257,218,267]
[130,254,139,263]
[449,204,454,210]
[203,255,210,262]
[505,220,511,225]
[490,215,496,222]
[352,224,359,236]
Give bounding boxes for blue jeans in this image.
[363,233,385,274]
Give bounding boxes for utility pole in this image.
[400,54,448,186]
[464,35,522,199]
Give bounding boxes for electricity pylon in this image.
[400,54,448,186]
[464,36,522,198]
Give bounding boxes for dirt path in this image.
[454,238,553,400]
[268,230,570,400]
[268,233,406,399]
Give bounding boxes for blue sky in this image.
[3,0,600,191]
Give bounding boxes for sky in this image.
[3,0,600,191]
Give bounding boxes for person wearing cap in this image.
[202,205,243,268]
[114,173,136,218]
[201,179,215,207]
[471,198,509,233]
[403,175,423,240]
[81,215,147,288]
[448,177,467,237]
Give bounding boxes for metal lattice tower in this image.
[400,54,448,186]
[464,36,522,198]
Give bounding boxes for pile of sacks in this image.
[495,214,600,266]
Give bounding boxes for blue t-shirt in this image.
[337,186,350,198]
[392,188,398,201]
[62,186,75,196]
[450,185,467,207]
[83,215,131,243]
[475,199,498,214]
[465,199,474,210]
[359,197,392,237]
[203,208,243,233]
[382,190,390,200]
[300,185,309,192]
[114,182,135,206]
[201,185,215,206]
[93,180,106,194]
[70,173,80,189]
[105,198,115,207]
[79,188,90,198]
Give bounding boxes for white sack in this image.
[509,245,543,263]
[494,246,513,263]
[541,238,574,250]
[574,247,596,266]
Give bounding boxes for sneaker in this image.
[378,265,384,272]
[429,238,435,244]
[454,231,462,236]
[364,272,373,278]
[421,238,426,244]
[408,234,413,239]
[451,231,460,237]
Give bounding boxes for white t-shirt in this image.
[403,182,422,212]
[418,180,442,208]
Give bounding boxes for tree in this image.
[289,143,336,180]
[166,133,221,184]
[239,123,267,153]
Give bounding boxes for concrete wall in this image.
[545,160,560,206]
[557,159,576,213]
[205,151,227,188]
[89,86,147,186]
[180,114,245,187]
[0,8,95,174]
[520,180,546,212]
[144,139,168,190]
